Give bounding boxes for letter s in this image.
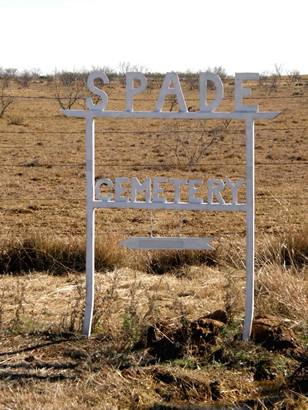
[86,71,109,110]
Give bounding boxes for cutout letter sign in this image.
[64,71,280,340]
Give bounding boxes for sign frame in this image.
[64,71,279,340]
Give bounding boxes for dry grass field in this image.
[0,73,307,409]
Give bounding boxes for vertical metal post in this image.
[83,115,95,337]
[243,116,255,341]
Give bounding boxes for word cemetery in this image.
[95,176,244,209]
[64,71,280,340]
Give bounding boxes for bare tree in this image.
[207,66,228,81]
[184,70,199,90]
[90,65,116,81]
[54,71,85,110]
[260,68,281,95]
[4,68,17,79]
[0,80,14,118]
[0,67,18,88]
[18,70,33,88]
[117,62,148,86]
[174,120,232,169]
[118,61,147,74]
[266,65,283,95]
[285,70,301,89]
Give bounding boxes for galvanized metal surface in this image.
[121,237,214,251]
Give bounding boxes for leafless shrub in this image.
[174,120,232,169]
[57,71,85,87]
[54,71,85,110]
[0,79,14,118]
[19,72,32,88]
[260,65,283,95]
[0,68,10,88]
[207,66,228,81]
[259,72,268,89]
[274,63,283,78]
[146,77,157,94]
[90,65,117,82]
[1,67,18,81]
[285,69,301,90]
[17,70,37,88]
[185,71,199,90]
[46,74,55,86]
[118,61,147,74]
[266,74,280,95]
[117,62,148,87]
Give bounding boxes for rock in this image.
[191,318,224,336]
[190,318,224,354]
[252,316,298,351]
[141,316,225,361]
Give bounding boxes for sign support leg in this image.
[83,115,95,337]
[243,116,255,341]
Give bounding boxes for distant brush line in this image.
[0,161,307,168]
[0,127,306,134]
[4,141,305,148]
[2,94,308,101]
[1,197,307,202]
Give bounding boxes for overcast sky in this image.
[1,0,307,74]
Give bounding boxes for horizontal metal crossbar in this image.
[64,110,280,120]
[93,200,246,212]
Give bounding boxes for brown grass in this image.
[143,248,219,275]
[256,263,308,325]
[0,233,127,274]
[257,225,308,269]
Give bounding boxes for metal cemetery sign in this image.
[64,71,279,339]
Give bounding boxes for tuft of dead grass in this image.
[0,234,128,274]
[143,248,219,275]
[255,263,308,329]
[257,225,308,269]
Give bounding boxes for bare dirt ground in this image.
[0,74,307,409]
